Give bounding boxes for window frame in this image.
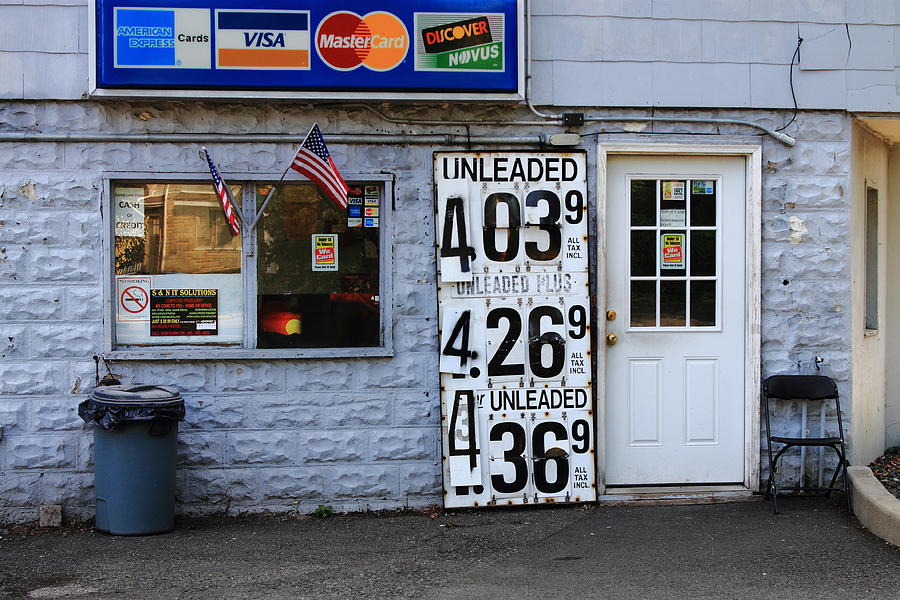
[101,170,394,360]
[624,174,723,332]
[864,182,880,334]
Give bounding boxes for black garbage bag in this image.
[79,384,184,431]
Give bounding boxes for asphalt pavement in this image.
[0,496,897,599]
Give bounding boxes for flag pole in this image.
[250,123,318,232]
[249,162,292,232]
[222,182,246,226]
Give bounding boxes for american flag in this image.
[290,124,349,209]
[202,147,241,236]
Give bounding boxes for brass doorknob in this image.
[606,333,618,346]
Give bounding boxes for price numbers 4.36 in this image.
[446,390,595,504]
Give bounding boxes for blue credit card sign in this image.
[94,0,522,97]
[115,9,176,66]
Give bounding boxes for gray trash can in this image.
[78,385,185,535]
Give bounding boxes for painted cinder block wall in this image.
[3,0,893,521]
[0,99,854,521]
[849,124,891,466]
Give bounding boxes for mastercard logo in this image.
[315,11,409,71]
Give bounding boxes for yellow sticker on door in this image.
[662,181,686,201]
[661,233,684,269]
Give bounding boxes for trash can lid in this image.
[90,384,183,408]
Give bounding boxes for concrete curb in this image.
[848,466,900,547]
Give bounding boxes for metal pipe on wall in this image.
[0,132,546,145]
[0,124,794,146]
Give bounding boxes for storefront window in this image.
[256,183,380,348]
[113,182,243,345]
[110,178,387,353]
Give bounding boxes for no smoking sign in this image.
[116,276,151,321]
[121,286,148,313]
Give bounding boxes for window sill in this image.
[103,346,394,361]
[864,328,879,338]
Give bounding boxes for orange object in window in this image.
[260,311,302,335]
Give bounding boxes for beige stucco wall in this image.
[885,144,900,450]
[850,123,889,465]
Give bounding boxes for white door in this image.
[605,155,746,485]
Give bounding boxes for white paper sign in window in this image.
[114,187,145,238]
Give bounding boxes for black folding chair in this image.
[763,375,850,514]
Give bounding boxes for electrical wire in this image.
[776,34,803,133]
[845,23,852,62]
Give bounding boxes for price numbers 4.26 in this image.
[441,303,587,380]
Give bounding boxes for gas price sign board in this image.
[434,151,595,508]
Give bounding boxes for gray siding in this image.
[0,1,897,110]
[530,0,899,110]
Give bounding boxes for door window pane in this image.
[690,230,716,276]
[630,180,656,226]
[660,180,687,213]
[690,281,716,327]
[690,180,716,226]
[660,231,686,276]
[257,183,381,348]
[660,280,686,327]
[630,281,656,327]
[630,230,656,276]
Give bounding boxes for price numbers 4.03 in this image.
[436,185,588,282]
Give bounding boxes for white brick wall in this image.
[0,98,858,521]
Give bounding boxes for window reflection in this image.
[660,280,686,327]
[630,180,656,226]
[690,230,716,276]
[112,182,243,346]
[690,281,716,327]
[114,183,241,276]
[256,183,381,348]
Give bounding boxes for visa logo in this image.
[216,9,310,70]
[243,32,285,48]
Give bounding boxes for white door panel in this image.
[605,156,745,485]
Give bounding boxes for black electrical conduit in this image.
[0,118,794,146]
